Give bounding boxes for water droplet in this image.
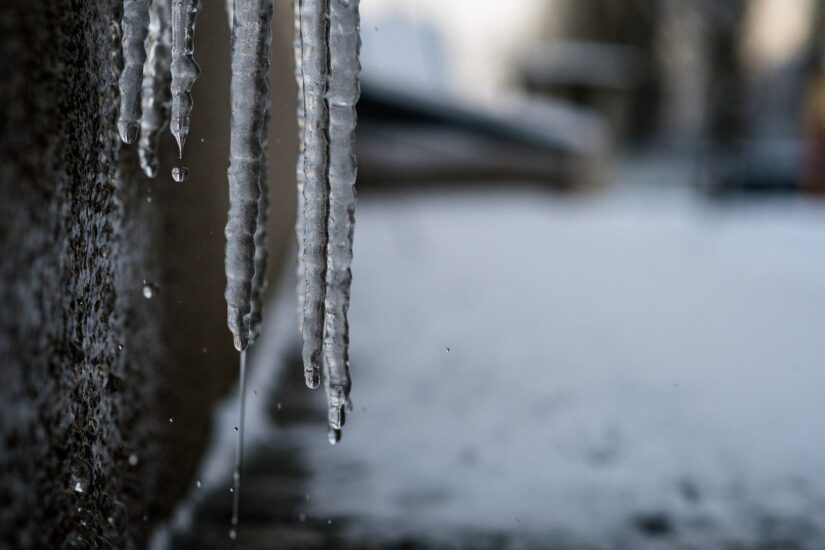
[196,480,202,488]
[327,427,341,445]
[128,454,138,466]
[229,487,234,493]
[446,347,450,352]
[234,426,238,432]
[299,512,307,522]
[142,281,156,299]
[327,519,332,525]
[146,196,153,203]
[229,529,237,540]
[168,417,174,423]
[171,166,189,182]
[276,402,282,411]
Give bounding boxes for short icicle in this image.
[293,0,308,335]
[170,0,201,159]
[138,0,172,178]
[299,0,332,389]
[118,0,151,144]
[322,0,361,437]
[224,0,274,351]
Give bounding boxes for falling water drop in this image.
[170,0,201,158]
[128,454,139,466]
[231,349,249,535]
[118,0,151,144]
[171,166,189,182]
[142,281,156,299]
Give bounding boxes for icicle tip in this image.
[304,368,320,389]
[327,427,341,445]
[118,121,140,144]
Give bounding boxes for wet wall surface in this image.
[0,2,297,547]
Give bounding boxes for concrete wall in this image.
[0,2,297,547]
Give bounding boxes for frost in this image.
[118,0,151,144]
[170,0,201,158]
[322,0,360,432]
[138,0,172,177]
[299,0,332,389]
[224,0,274,351]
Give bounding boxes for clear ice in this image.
[171,165,189,182]
[118,0,151,144]
[170,0,201,158]
[224,0,274,352]
[248,107,270,343]
[322,0,360,432]
[138,0,172,177]
[299,0,332,389]
[293,0,307,335]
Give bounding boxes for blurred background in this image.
[149,0,825,547]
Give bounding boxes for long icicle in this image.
[118,0,151,144]
[138,0,172,178]
[293,0,307,334]
[299,0,331,389]
[248,107,270,344]
[322,0,361,443]
[225,0,274,352]
[170,0,201,158]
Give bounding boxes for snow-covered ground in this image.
[159,182,825,549]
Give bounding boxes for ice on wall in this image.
[322,0,361,435]
[138,0,173,178]
[224,0,274,352]
[170,0,201,158]
[118,0,151,144]
[299,0,332,390]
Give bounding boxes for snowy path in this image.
[161,184,825,548]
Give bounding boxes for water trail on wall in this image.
[322,0,361,437]
[118,0,151,144]
[299,0,331,390]
[138,0,172,178]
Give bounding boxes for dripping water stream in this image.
[230,348,248,539]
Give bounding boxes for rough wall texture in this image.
[0,1,298,548]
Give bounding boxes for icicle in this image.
[118,0,152,144]
[224,0,274,351]
[299,0,332,389]
[322,0,360,435]
[293,0,308,335]
[248,108,270,343]
[138,0,172,177]
[170,0,201,158]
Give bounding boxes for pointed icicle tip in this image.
[304,369,320,389]
[118,121,140,144]
[174,131,187,159]
[233,334,247,352]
